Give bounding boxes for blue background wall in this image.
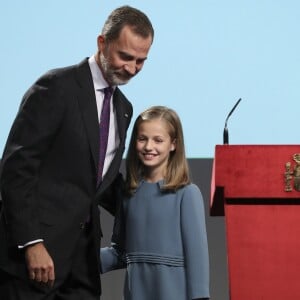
[1,1,300,157]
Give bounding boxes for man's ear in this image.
[97,35,105,52]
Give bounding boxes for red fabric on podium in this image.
[211,145,300,300]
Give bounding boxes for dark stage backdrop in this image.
[100,158,229,300]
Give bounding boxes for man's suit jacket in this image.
[0,58,133,292]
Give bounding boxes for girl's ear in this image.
[170,139,176,151]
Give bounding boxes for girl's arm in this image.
[181,184,210,299]
[100,245,126,273]
[100,181,127,273]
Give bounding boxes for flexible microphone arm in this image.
[223,98,242,144]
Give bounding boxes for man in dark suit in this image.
[0,5,154,299]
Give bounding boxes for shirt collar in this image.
[88,55,113,91]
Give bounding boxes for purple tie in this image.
[97,87,113,185]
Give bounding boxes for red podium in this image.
[211,145,300,300]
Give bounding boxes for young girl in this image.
[101,106,210,300]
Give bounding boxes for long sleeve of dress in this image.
[100,246,125,273]
[180,184,210,299]
[100,187,126,273]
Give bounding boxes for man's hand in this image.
[24,242,55,287]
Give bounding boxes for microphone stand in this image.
[223,98,242,144]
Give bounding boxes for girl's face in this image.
[136,119,176,180]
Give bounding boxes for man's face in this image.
[97,25,152,86]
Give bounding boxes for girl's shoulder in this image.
[176,183,203,201]
[180,182,201,194]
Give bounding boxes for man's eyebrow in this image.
[118,51,134,59]
[118,51,148,61]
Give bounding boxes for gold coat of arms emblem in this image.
[284,153,300,192]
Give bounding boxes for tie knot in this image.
[104,87,113,100]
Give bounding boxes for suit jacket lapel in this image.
[75,59,99,171]
[114,88,130,145]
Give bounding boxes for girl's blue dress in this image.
[101,180,210,300]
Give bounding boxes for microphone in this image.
[223,98,242,144]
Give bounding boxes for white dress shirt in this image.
[88,55,120,179]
